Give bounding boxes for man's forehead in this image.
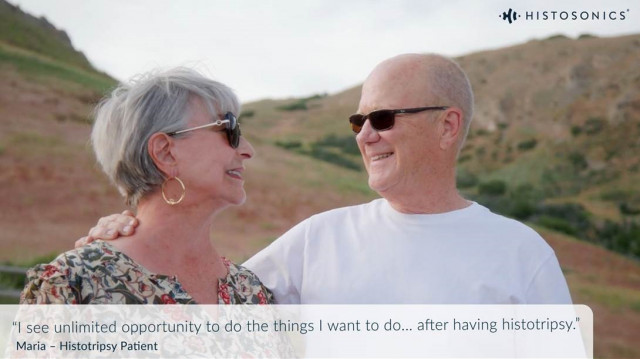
[357,75,432,113]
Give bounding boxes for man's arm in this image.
[526,253,573,304]
[74,210,139,248]
[243,220,308,304]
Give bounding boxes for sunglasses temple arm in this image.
[170,119,230,135]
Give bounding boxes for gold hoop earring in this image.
[162,177,185,205]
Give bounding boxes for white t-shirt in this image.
[244,199,572,304]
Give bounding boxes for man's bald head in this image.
[361,53,474,150]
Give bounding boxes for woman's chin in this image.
[230,191,247,206]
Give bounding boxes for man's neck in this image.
[384,190,470,214]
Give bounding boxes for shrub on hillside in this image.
[571,125,582,136]
[458,154,472,163]
[597,220,640,258]
[478,180,507,196]
[568,152,588,171]
[308,145,361,171]
[534,202,592,235]
[505,184,541,220]
[546,34,570,41]
[276,134,362,171]
[315,133,360,155]
[509,199,536,220]
[456,169,478,188]
[537,215,578,236]
[239,110,255,120]
[275,140,302,149]
[620,202,640,216]
[578,33,598,40]
[277,100,307,111]
[584,117,605,135]
[600,189,631,201]
[517,138,538,151]
[276,93,327,112]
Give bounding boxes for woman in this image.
[20,68,272,305]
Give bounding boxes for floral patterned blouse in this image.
[20,241,273,305]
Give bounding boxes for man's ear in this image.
[439,108,463,151]
[148,132,177,176]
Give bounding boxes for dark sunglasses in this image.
[168,111,241,148]
[348,106,449,134]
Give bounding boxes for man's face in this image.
[355,63,444,200]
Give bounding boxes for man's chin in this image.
[367,177,389,195]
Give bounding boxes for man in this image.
[82,54,572,305]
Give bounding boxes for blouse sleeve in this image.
[20,256,82,304]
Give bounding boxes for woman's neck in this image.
[108,195,228,279]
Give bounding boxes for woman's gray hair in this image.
[91,67,240,207]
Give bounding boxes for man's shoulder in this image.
[471,203,538,231]
[469,203,552,251]
[307,198,384,221]
[269,198,383,246]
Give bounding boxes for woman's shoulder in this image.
[21,245,94,304]
[20,241,133,304]
[220,258,274,304]
[26,241,117,276]
[226,259,264,285]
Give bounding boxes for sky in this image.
[6,0,639,103]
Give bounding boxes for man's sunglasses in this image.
[167,111,241,148]
[348,106,449,134]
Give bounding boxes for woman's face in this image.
[173,98,254,209]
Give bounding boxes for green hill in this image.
[0,0,115,94]
[1,0,92,69]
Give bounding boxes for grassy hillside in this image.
[456,34,640,259]
[0,0,94,70]
[0,2,638,355]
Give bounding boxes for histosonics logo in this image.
[500,8,520,24]
[499,8,630,24]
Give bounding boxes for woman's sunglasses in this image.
[348,106,449,134]
[168,111,241,148]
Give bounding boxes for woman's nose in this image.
[238,136,254,159]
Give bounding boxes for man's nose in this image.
[356,119,380,144]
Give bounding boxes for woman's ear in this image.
[439,108,463,151]
[148,132,177,176]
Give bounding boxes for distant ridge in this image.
[0,0,93,70]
